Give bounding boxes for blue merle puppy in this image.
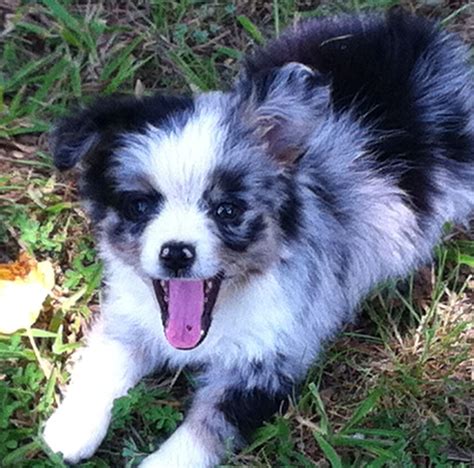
[43,9,474,467]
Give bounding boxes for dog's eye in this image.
[122,193,156,220]
[216,203,239,220]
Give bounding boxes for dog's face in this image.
[117,95,283,282]
[53,63,330,349]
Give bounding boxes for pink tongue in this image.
[165,280,204,349]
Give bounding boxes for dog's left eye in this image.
[122,193,156,220]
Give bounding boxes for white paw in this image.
[43,403,111,464]
[140,452,176,468]
[139,425,218,468]
[140,451,205,468]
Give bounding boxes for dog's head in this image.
[53,63,330,349]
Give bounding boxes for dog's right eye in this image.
[122,193,156,221]
[216,202,241,221]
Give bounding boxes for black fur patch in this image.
[218,386,290,440]
[278,174,302,240]
[107,190,165,240]
[217,215,267,252]
[212,168,246,196]
[206,167,270,252]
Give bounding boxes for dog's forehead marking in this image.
[133,93,227,205]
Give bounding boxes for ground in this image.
[0,1,473,467]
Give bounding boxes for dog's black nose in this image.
[160,242,196,272]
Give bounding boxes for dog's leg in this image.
[43,330,154,463]
[140,363,292,468]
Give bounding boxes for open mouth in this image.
[152,276,222,350]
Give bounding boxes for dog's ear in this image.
[237,62,330,166]
[51,95,194,171]
[50,96,138,171]
[51,107,102,171]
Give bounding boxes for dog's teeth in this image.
[204,297,208,303]
[207,280,213,289]
[160,280,166,287]
[200,330,205,336]
[164,295,169,303]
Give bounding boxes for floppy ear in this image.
[50,94,195,171]
[50,96,142,171]
[50,108,101,171]
[49,96,140,171]
[237,62,331,165]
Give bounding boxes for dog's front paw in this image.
[43,403,110,464]
[140,452,175,468]
[139,425,219,468]
[140,451,207,468]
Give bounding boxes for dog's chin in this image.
[152,275,222,350]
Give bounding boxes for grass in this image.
[0,0,473,466]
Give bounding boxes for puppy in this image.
[43,10,474,467]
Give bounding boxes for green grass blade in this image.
[18,329,58,338]
[100,36,144,82]
[42,0,82,33]
[104,56,153,94]
[4,121,50,136]
[37,367,58,413]
[216,46,243,60]
[16,21,52,38]
[0,83,5,114]
[244,418,289,453]
[168,51,211,91]
[344,428,405,439]
[237,15,265,44]
[331,435,399,459]
[274,0,281,36]
[313,432,343,468]
[29,58,69,112]
[37,435,68,466]
[7,86,26,121]
[42,0,95,52]
[308,382,330,435]
[2,440,42,465]
[340,387,382,434]
[5,55,57,92]
[441,4,472,25]
[446,240,474,267]
[69,61,82,98]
